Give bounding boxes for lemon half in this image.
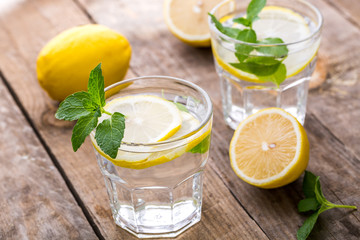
[229,108,309,189]
[164,0,223,47]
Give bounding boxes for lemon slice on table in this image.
[213,6,318,82]
[164,0,224,47]
[229,108,309,189]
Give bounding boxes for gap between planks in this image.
[0,70,104,240]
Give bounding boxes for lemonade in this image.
[209,0,323,129]
[91,76,213,238]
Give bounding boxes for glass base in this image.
[114,205,201,238]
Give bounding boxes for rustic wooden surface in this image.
[0,0,359,239]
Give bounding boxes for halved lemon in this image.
[229,108,309,189]
[212,6,320,82]
[164,0,223,47]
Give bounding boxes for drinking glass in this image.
[91,76,213,238]
[209,0,323,129]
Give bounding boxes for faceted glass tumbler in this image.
[92,76,213,238]
[209,0,323,129]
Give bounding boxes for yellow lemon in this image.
[164,0,224,47]
[37,24,131,101]
[229,108,309,189]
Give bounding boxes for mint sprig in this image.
[297,171,357,240]
[55,63,125,159]
[209,0,288,87]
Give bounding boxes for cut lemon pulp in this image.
[102,95,182,143]
[164,0,223,47]
[91,96,210,169]
[229,108,309,188]
[213,6,319,82]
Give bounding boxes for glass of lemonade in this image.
[90,76,213,238]
[209,0,323,129]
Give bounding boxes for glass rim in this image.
[208,0,323,47]
[100,75,213,148]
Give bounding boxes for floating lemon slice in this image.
[164,0,223,47]
[212,6,319,82]
[91,97,211,169]
[229,108,309,189]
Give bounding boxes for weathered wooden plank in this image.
[77,0,360,239]
[0,0,268,239]
[0,75,97,239]
[323,0,360,28]
[307,0,360,159]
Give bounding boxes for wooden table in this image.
[0,0,359,239]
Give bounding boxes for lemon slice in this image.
[103,95,182,143]
[213,6,319,82]
[91,97,211,169]
[229,108,309,189]
[164,0,223,47]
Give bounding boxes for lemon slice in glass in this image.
[213,6,319,82]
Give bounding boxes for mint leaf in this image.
[189,134,211,154]
[231,56,281,76]
[302,171,317,198]
[257,38,289,57]
[71,108,101,152]
[314,177,326,204]
[208,13,241,38]
[95,112,125,159]
[298,198,320,212]
[236,29,257,42]
[247,0,266,23]
[233,17,252,27]
[234,29,257,62]
[55,91,95,121]
[297,171,357,239]
[88,63,105,107]
[297,211,319,240]
[173,102,189,113]
[259,63,286,86]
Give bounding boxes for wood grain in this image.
[0,0,268,239]
[0,75,97,239]
[77,0,360,239]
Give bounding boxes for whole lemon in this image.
[37,24,131,101]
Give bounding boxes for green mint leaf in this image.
[88,63,105,107]
[257,38,289,57]
[71,108,101,152]
[247,0,266,23]
[236,29,257,42]
[231,56,281,76]
[259,63,287,87]
[55,91,96,121]
[234,29,257,62]
[296,211,319,240]
[233,17,252,27]
[298,198,320,212]
[314,177,326,204]
[302,171,317,198]
[189,134,211,154]
[95,112,125,159]
[235,53,248,62]
[173,102,189,113]
[208,13,241,38]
